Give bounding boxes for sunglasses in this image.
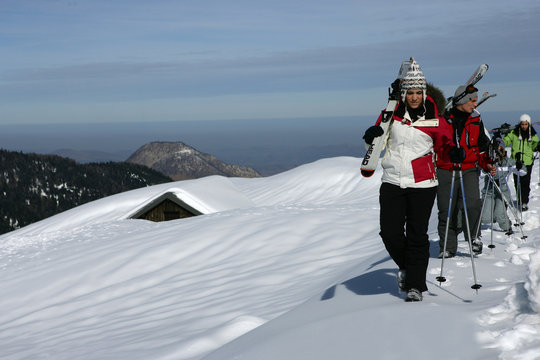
[453,85,478,104]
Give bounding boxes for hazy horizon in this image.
[1,110,536,151]
[1,109,537,175]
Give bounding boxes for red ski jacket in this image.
[436,110,492,171]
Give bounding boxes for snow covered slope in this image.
[0,156,538,360]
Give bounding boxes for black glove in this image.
[389,79,401,100]
[515,152,523,169]
[449,147,466,163]
[363,125,384,145]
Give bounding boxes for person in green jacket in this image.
[503,114,539,211]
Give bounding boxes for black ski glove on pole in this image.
[449,147,466,163]
[363,125,384,145]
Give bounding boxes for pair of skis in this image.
[359,81,400,177]
[443,64,489,112]
[360,63,489,177]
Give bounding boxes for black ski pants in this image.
[379,182,437,292]
[513,164,533,205]
[436,167,482,254]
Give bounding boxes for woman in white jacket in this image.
[363,58,456,302]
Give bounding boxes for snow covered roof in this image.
[127,176,256,220]
[3,175,255,237]
[127,191,204,220]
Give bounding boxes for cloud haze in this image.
[1,0,539,124]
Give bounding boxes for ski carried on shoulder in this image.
[360,81,400,177]
[444,64,489,112]
[465,63,489,87]
[360,59,411,178]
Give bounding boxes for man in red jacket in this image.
[436,84,496,258]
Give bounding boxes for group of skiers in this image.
[362,58,539,302]
[480,117,537,236]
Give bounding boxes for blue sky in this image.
[1,0,540,125]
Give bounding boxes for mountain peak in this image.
[126,141,261,180]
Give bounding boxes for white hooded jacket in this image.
[377,97,454,189]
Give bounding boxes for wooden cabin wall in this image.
[139,199,196,222]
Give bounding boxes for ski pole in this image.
[500,171,523,227]
[492,179,528,241]
[492,173,525,238]
[489,175,495,249]
[474,174,492,241]
[436,169,456,285]
[536,152,540,186]
[516,173,523,224]
[457,167,482,291]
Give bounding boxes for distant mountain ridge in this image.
[52,148,130,163]
[126,141,261,180]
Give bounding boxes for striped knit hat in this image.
[399,57,426,102]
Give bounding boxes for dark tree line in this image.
[0,149,172,234]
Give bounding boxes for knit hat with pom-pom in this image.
[399,57,426,102]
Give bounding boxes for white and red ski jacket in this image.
[375,96,454,189]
